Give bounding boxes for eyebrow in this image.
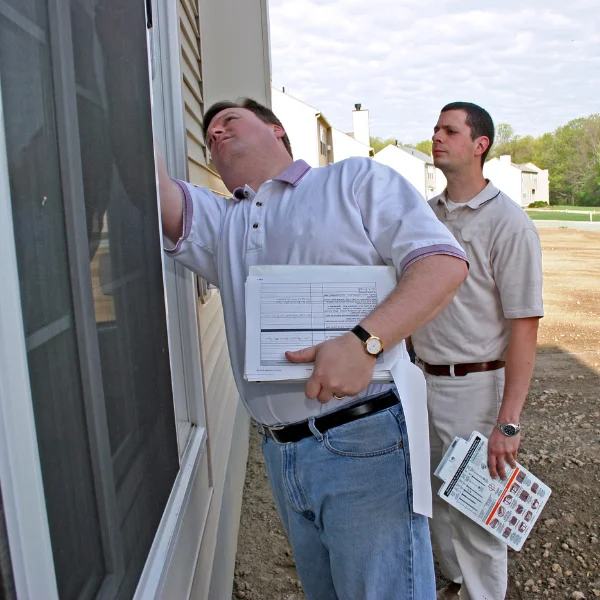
[435,124,458,131]
[214,110,239,124]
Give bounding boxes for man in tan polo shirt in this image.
[411,102,544,600]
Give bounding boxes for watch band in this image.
[351,325,371,343]
[496,422,521,436]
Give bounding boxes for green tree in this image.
[415,140,433,156]
[495,123,515,146]
[370,136,396,154]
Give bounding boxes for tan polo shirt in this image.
[412,181,544,365]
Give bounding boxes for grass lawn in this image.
[527,210,600,222]
[542,205,600,211]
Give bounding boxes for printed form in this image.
[245,266,400,382]
[435,431,552,551]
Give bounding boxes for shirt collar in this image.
[273,159,311,186]
[232,160,311,202]
[436,180,501,210]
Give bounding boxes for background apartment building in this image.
[484,155,550,206]
[271,87,373,166]
[374,143,446,200]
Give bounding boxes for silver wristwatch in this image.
[496,422,521,437]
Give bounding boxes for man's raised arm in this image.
[156,147,184,244]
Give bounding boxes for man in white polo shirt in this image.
[158,98,469,600]
[411,102,544,600]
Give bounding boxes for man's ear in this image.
[474,136,490,159]
[273,124,286,140]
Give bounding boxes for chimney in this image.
[352,104,370,147]
[499,155,511,164]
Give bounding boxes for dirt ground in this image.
[232,227,600,600]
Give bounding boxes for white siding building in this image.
[331,127,372,161]
[483,155,549,206]
[0,1,270,599]
[271,87,372,166]
[374,144,446,200]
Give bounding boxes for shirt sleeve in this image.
[163,179,226,286]
[492,227,544,319]
[355,161,468,277]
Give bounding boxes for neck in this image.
[223,153,294,193]
[443,165,488,203]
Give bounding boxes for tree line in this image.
[371,114,600,206]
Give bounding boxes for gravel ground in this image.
[233,228,600,600]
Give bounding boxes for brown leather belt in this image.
[421,360,505,377]
[258,390,399,444]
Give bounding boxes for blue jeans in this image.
[261,397,436,600]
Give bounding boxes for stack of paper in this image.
[435,431,552,551]
[244,265,400,382]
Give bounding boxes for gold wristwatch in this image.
[351,325,384,357]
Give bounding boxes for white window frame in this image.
[149,0,207,458]
[134,0,215,596]
[0,72,61,600]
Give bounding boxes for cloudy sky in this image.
[268,0,600,144]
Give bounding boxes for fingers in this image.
[489,451,515,480]
[496,455,507,481]
[305,378,346,404]
[286,345,319,364]
[305,375,321,400]
[317,387,333,404]
[488,452,498,480]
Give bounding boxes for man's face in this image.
[206,107,281,172]
[432,109,486,172]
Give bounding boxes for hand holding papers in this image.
[435,432,551,551]
[245,266,400,382]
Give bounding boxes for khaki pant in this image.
[426,367,508,600]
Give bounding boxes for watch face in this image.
[366,337,383,355]
[504,424,517,436]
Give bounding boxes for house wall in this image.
[435,168,447,196]
[271,88,320,167]
[180,1,271,598]
[373,145,428,198]
[318,119,332,166]
[521,171,537,206]
[537,169,550,204]
[331,128,371,161]
[198,0,271,108]
[524,163,550,203]
[483,158,522,206]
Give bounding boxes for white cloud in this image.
[268,0,600,143]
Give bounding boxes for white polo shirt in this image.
[166,158,467,425]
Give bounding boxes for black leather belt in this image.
[258,390,399,444]
[421,359,505,377]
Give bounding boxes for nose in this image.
[208,124,224,149]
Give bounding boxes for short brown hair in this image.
[441,102,495,165]
[203,98,293,158]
